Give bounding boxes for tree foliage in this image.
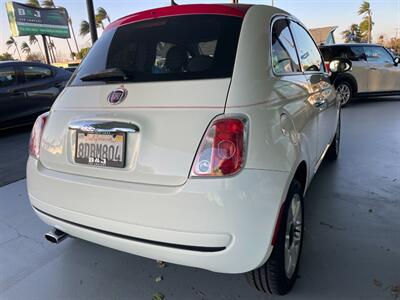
[21,42,32,55]
[0,53,14,61]
[76,47,90,59]
[80,7,111,38]
[342,1,374,44]
[5,36,21,60]
[26,52,43,61]
[79,20,90,37]
[41,0,55,7]
[342,24,363,43]
[26,0,40,7]
[358,0,372,43]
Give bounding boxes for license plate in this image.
[74,131,126,168]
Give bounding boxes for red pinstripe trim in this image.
[56,106,223,110]
[55,100,270,111]
[55,101,270,111]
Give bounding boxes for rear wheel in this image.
[246,179,304,295]
[336,82,352,107]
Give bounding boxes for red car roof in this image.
[105,4,252,32]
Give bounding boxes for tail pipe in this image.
[45,228,68,244]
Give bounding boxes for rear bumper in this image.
[27,157,290,273]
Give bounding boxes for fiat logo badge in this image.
[107,87,127,105]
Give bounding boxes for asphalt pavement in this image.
[0,126,31,187]
[0,97,399,300]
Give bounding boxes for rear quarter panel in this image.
[226,5,315,188]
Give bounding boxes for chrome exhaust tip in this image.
[45,228,68,244]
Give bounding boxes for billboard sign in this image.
[6,1,70,38]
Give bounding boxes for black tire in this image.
[326,114,341,161]
[335,81,353,107]
[246,179,304,295]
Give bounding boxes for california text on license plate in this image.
[74,131,126,168]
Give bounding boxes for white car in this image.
[27,4,349,295]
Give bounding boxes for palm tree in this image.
[29,35,45,57]
[69,17,80,53]
[6,36,21,60]
[95,15,105,30]
[80,20,90,37]
[358,1,372,43]
[80,7,111,39]
[41,0,54,7]
[48,40,57,62]
[96,7,110,24]
[95,8,111,30]
[26,0,40,7]
[21,42,32,57]
[342,24,362,43]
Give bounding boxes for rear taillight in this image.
[191,116,248,177]
[29,112,49,159]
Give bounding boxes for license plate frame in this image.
[74,130,126,168]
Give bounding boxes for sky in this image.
[0,0,399,60]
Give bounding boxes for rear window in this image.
[70,15,243,86]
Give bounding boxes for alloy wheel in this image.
[284,194,303,279]
[336,83,351,106]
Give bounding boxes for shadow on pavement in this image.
[0,125,32,187]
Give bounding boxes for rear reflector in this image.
[29,112,49,159]
[191,116,248,177]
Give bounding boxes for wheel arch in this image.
[292,161,307,193]
[271,160,307,247]
[334,73,358,96]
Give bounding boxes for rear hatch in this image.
[39,13,243,186]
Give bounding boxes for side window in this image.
[289,21,323,72]
[23,66,53,82]
[0,66,17,88]
[319,47,333,61]
[348,46,366,61]
[271,18,301,74]
[365,47,393,63]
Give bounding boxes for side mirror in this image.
[329,58,352,73]
[394,57,400,66]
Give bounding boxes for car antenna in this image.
[171,0,178,5]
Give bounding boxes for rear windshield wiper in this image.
[80,68,128,82]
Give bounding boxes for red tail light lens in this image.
[191,116,248,177]
[29,112,49,159]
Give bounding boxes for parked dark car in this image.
[0,61,71,129]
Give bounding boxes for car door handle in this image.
[8,88,24,95]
